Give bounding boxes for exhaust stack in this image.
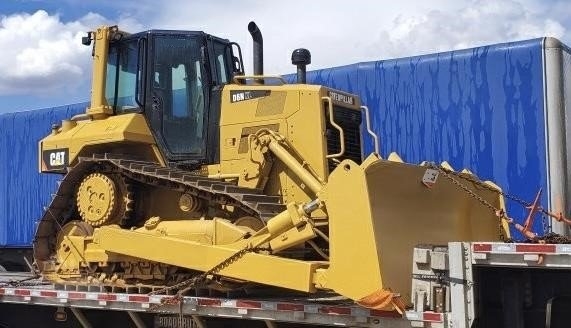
[247,21,263,76]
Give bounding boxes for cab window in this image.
[106,39,141,113]
[153,36,206,156]
[212,41,232,84]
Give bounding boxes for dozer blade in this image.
[319,153,509,308]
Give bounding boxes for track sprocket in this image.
[76,172,132,227]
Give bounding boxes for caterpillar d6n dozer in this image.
[34,23,509,312]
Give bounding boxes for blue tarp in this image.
[0,103,86,246]
[0,38,551,246]
[287,38,548,233]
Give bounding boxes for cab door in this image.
[147,33,208,164]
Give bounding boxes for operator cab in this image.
[102,28,244,166]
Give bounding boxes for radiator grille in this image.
[325,105,362,173]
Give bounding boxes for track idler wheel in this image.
[76,173,133,227]
[178,193,203,213]
[55,221,94,276]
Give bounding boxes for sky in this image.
[0,0,569,113]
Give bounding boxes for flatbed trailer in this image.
[4,241,571,327]
[0,275,413,328]
[408,242,571,328]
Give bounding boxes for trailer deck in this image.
[7,240,567,327]
[0,274,419,328]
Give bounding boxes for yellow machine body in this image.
[35,25,509,311]
[40,114,164,171]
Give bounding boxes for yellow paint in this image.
[39,113,161,170]
[87,26,115,118]
[94,225,324,292]
[38,24,511,311]
[318,155,508,305]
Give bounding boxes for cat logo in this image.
[42,148,69,171]
[50,151,66,166]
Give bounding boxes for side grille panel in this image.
[325,106,362,173]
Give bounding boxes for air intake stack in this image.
[291,48,311,83]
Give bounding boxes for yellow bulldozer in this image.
[33,22,509,312]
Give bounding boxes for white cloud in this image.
[366,0,568,60]
[0,10,98,95]
[141,0,444,74]
[141,0,570,74]
[0,0,569,104]
[0,10,137,98]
